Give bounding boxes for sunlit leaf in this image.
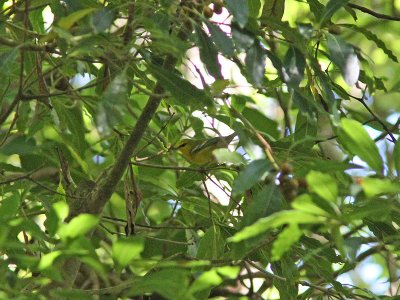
[306,171,338,202]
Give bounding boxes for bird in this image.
[175,133,236,165]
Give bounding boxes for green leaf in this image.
[90,8,116,33]
[394,134,400,174]
[242,107,279,139]
[0,194,20,218]
[272,223,302,261]
[229,210,325,242]
[225,0,249,28]
[245,41,267,87]
[232,159,271,196]
[0,49,18,76]
[242,184,284,226]
[148,64,213,108]
[291,194,331,217]
[112,237,144,268]
[96,72,128,134]
[337,118,383,173]
[326,33,359,86]
[207,22,234,57]
[53,100,87,156]
[306,171,338,202]
[282,46,306,87]
[38,251,62,270]
[319,0,350,26]
[248,0,263,19]
[195,26,222,79]
[232,25,255,51]
[262,0,285,20]
[342,24,398,63]
[197,226,225,259]
[58,8,96,30]
[361,178,400,198]
[128,269,190,300]
[306,0,325,20]
[58,214,99,240]
[213,148,245,165]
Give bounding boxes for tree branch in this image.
[348,3,400,21]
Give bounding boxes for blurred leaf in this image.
[248,0,263,18]
[58,214,99,240]
[306,171,338,202]
[58,8,96,30]
[242,184,284,226]
[113,237,144,268]
[291,194,331,217]
[229,210,325,242]
[394,138,400,174]
[90,7,116,33]
[128,269,190,300]
[96,72,128,134]
[272,223,302,261]
[207,22,234,57]
[242,107,279,139]
[38,251,62,270]
[306,0,324,20]
[0,49,18,76]
[195,26,222,79]
[245,41,267,87]
[326,33,359,86]
[337,118,383,173]
[213,148,245,165]
[232,159,271,196]
[343,24,398,63]
[232,25,254,51]
[197,226,225,259]
[225,0,249,28]
[319,0,350,26]
[0,194,19,218]
[149,64,213,108]
[361,178,400,198]
[262,0,285,20]
[282,46,306,87]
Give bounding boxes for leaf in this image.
[272,223,302,261]
[213,148,245,165]
[326,33,359,86]
[0,49,18,76]
[291,194,331,217]
[319,0,350,26]
[306,171,338,202]
[53,100,87,156]
[207,22,234,57]
[262,0,285,20]
[128,269,190,300]
[0,194,19,218]
[113,237,144,268]
[96,72,128,134]
[231,25,255,51]
[337,118,383,173]
[342,24,398,63]
[58,8,96,30]
[148,64,213,108]
[232,159,271,196]
[229,210,325,242]
[282,46,306,87]
[225,0,249,28]
[197,226,225,259]
[58,214,99,240]
[242,184,284,226]
[248,0,263,19]
[38,251,62,270]
[90,7,116,33]
[245,41,267,87]
[195,26,222,79]
[394,138,400,174]
[242,107,279,139]
[361,178,400,198]
[306,0,325,20]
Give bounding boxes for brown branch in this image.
[348,3,400,21]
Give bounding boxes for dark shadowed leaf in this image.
[207,22,234,57]
[195,26,223,79]
[326,33,359,86]
[245,41,267,87]
[225,0,249,28]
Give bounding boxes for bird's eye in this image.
[178,143,187,148]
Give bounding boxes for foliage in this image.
[0,0,399,299]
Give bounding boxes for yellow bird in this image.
[175,133,236,165]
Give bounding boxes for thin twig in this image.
[348,3,400,21]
